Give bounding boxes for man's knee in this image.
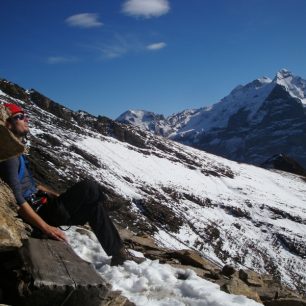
[75,179,101,201]
[77,179,99,190]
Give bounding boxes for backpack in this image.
[18,155,37,199]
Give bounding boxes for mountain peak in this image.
[275,68,293,80]
[272,69,306,104]
[256,76,272,84]
[117,109,172,136]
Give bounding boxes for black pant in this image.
[38,179,123,256]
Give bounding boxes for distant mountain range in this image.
[117,69,306,168]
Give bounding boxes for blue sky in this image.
[1,0,306,119]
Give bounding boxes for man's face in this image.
[6,112,30,138]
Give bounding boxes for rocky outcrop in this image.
[262,154,306,177]
[0,181,29,251]
[121,228,306,306]
[265,299,306,306]
[0,179,29,304]
[0,79,30,102]
[221,277,262,303]
[0,125,24,161]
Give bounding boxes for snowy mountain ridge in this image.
[117,69,306,168]
[1,78,306,304]
[275,69,306,104]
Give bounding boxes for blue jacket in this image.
[0,155,37,206]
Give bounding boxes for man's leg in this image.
[39,179,123,256]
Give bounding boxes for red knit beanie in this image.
[4,103,24,116]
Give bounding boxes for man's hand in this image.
[18,202,67,242]
[41,224,67,242]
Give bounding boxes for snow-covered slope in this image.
[0,80,305,301]
[117,69,306,168]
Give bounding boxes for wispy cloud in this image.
[146,42,167,51]
[65,13,103,28]
[98,45,128,59]
[46,56,78,64]
[122,0,170,18]
[82,34,167,60]
[93,34,143,59]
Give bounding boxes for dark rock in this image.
[239,269,264,287]
[133,197,183,233]
[264,298,306,306]
[167,249,219,272]
[275,233,306,257]
[204,271,221,280]
[70,144,101,168]
[262,154,306,177]
[29,89,74,122]
[222,265,236,277]
[0,79,30,102]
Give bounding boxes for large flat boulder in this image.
[18,238,131,306]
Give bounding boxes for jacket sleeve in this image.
[0,157,26,206]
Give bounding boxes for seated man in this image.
[0,102,144,266]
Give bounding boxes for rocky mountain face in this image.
[1,78,306,303]
[117,110,171,137]
[262,154,306,177]
[117,69,306,169]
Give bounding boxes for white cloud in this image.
[122,0,170,18]
[65,13,103,28]
[146,42,167,51]
[47,56,78,64]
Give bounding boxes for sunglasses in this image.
[11,113,29,121]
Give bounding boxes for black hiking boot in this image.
[111,247,146,266]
